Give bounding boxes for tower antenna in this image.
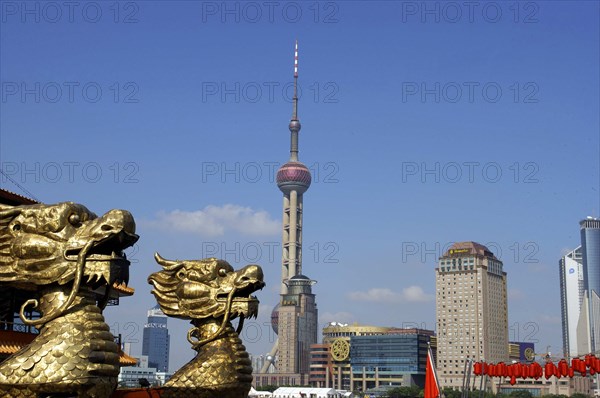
[289,40,301,161]
[292,39,298,121]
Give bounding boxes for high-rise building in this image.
[580,218,600,353]
[256,41,318,385]
[141,305,170,372]
[435,241,508,388]
[559,246,584,357]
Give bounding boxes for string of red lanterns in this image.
[472,355,600,385]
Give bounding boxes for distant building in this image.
[435,241,508,388]
[272,387,344,397]
[307,323,433,392]
[581,218,600,353]
[500,376,592,397]
[310,344,334,388]
[250,354,276,375]
[141,305,170,372]
[309,323,391,390]
[559,246,584,357]
[118,365,158,388]
[117,355,173,388]
[350,328,433,391]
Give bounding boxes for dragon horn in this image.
[154,252,179,269]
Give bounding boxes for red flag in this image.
[424,346,440,398]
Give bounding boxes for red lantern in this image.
[499,362,508,378]
[574,358,586,376]
[531,362,542,379]
[521,363,529,379]
[510,375,516,385]
[568,367,574,378]
[545,362,555,379]
[483,362,489,376]
[507,364,514,378]
[593,357,600,373]
[473,362,482,376]
[558,360,568,377]
[512,363,521,378]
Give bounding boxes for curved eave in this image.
[112,282,135,297]
[119,350,138,366]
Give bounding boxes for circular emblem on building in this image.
[331,339,350,362]
[524,347,535,361]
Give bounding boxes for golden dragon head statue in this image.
[149,253,264,348]
[0,202,138,324]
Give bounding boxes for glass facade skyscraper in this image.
[142,306,170,372]
[580,218,600,352]
[559,246,584,357]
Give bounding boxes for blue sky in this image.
[1,1,599,370]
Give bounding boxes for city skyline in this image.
[1,2,599,372]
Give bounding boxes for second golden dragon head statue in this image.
[149,253,264,348]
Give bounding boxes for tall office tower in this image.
[435,242,508,388]
[559,246,584,357]
[274,40,318,378]
[142,305,170,372]
[581,218,600,353]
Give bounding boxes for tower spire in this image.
[289,40,300,161]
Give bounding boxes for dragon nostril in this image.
[101,225,113,231]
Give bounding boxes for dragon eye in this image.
[68,213,81,226]
[12,224,21,231]
[218,268,227,277]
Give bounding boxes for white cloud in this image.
[320,311,355,325]
[347,286,432,304]
[148,204,279,237]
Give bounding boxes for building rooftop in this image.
[442,241,498,259]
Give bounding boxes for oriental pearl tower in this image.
[276,40,312,291]
[259,41,318,381]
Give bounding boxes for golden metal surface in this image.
[331,339,350,362]
[0,202,138,398]
[148,253,264,398]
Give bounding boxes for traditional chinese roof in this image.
[0,188,38,206]
[0,330,36,355]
